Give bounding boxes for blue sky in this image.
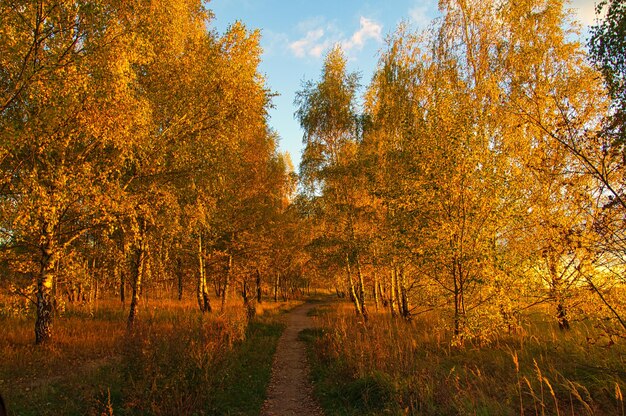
[207,0,598,168]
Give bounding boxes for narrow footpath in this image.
[260,302,324,416]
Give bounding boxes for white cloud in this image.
[409,0,438,29]
[309,42,330,58]
[261,30,290,57]
[341,17,383,51]
[409,5,430,28]
[288,16,383,59]
[289,28,326,58]
[295,16,327,33]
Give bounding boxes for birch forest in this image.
[1,0,625,415]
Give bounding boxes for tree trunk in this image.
[398,266,410,320]
[389,269,398,318]
[35,222,56,344]
[120,271,126,304]
[221,254,232,311]
[556,300,569,330]
[346,254,363,317]
[453,257,464,337]
[355,254,368,321]
[373,270,380,311]
[256,268,262,303]
[53,259,60,314]
[274,272,279,302]
[176,258,183,301]
[91,258,97,304]
[453,289,462,336]
[378,280,387,307]
[127,221,146,331]
[547,254,569,330]
[214,276,222,297]
[197,234,211,313]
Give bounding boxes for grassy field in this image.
[5,294,623,415]
[303,302,626,416]
[0,296,298,415]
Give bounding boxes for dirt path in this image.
[260,302,324,416]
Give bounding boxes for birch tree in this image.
[296,46,370,319]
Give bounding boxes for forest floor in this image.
[302,301,626,415]
[260,301,325,416]
[0,297,300,415]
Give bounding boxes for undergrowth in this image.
[304,303,626,415]
[0,297,294,415]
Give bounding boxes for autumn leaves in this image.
[0,1,291,343]
[1,0,623,347]
[296,0,622,339]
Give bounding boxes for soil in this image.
[260,302,324,416]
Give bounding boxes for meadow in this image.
[2,291,625,415]
[304,303,626,416]
[0,295,299,416]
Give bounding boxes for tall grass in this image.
[306,303,626,415]
[0,296,297,415]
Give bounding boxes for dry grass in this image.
[0,294,296,415]
[307,302,626,415]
